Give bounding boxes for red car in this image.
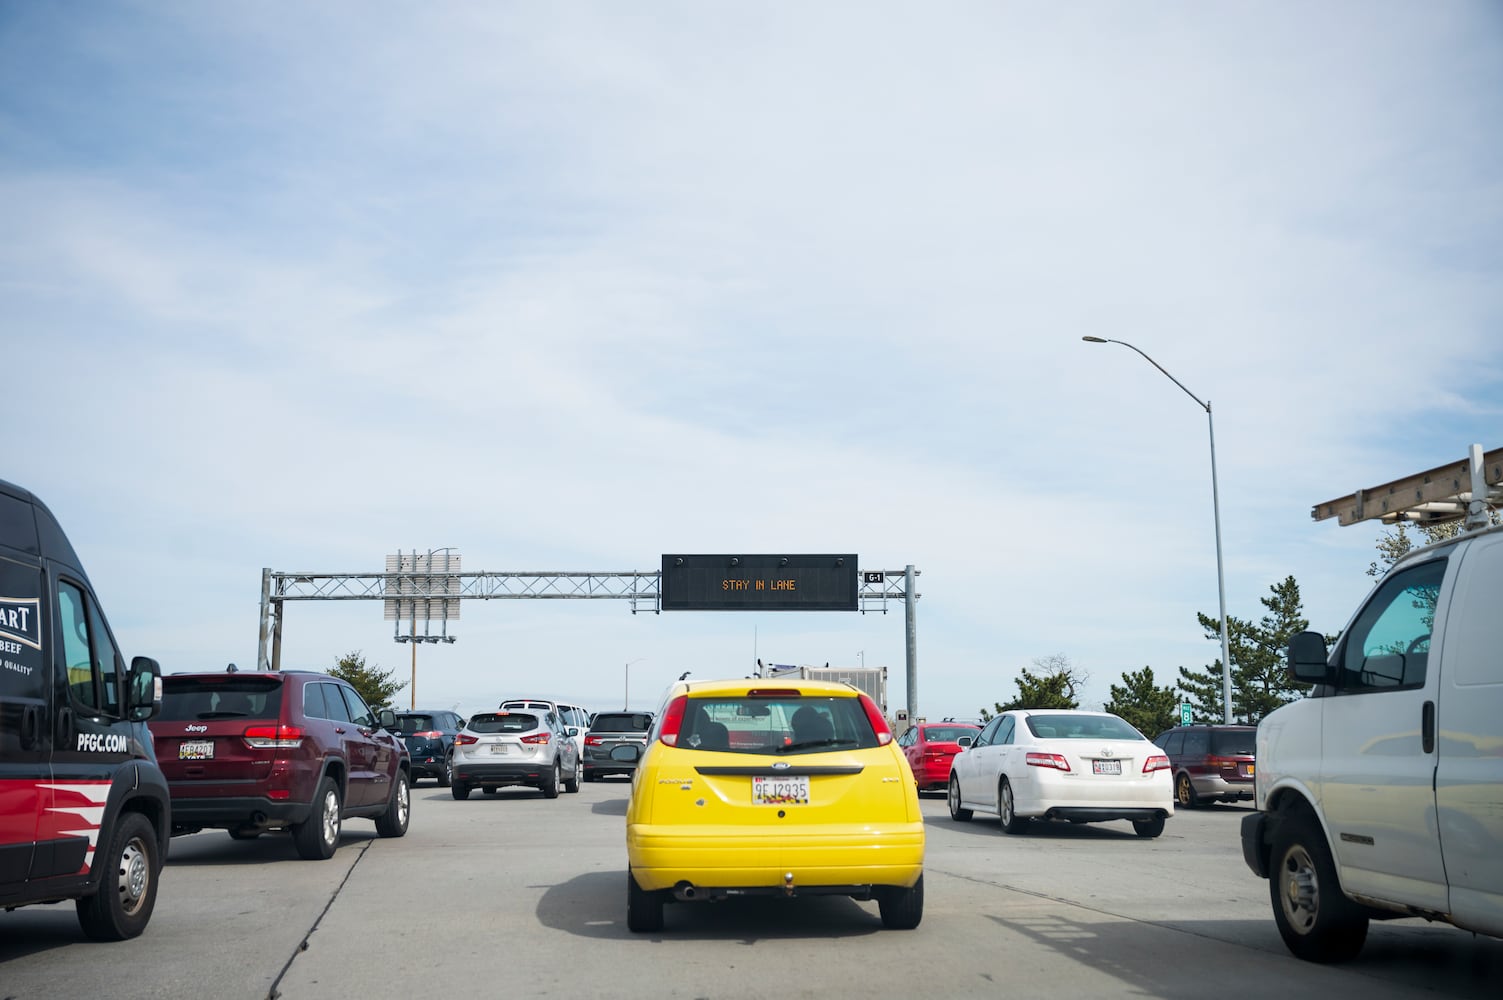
[898,721,981,792]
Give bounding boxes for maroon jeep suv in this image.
[148,670,410,859]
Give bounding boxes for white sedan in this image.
[948,710,1174,837]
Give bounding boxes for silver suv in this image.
[452,706,582,799]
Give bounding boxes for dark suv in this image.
[1152,724,1256,808]
[148,670,411,858]
[582,711,654,781]
[391,709,464,786]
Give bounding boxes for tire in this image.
[626,869,664,933]
[451,782,471,801]
[947,774,973,822]
[292,777,342,860]
[483,786,498,795]
[584,770,597,783]
[437,756,452,788]
[76,811,158,941]
[1133,816,1166,838]
[1270,812,1369,962]
[227,828,262,841]
[999,778,1029,834]
[540,759,561,799]
[375,771,411,838]
[1176,772,1200,809]
[564,757,582,794]
[877,873,924,930]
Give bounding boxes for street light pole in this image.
[1083,336,1234,724]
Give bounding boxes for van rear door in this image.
[1435,531,1503,937]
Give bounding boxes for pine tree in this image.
[980,654,1084,719]
[1104,666,1179,738]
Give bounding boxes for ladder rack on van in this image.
[1312,443,1501,530]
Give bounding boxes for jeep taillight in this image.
[1026,751,1071,771]
[243,725,304,749]
[859,693,893,746]
[520,732,550,745]
[456,733,478,745]
[657,695,688,747]
[1143,754,1171,773]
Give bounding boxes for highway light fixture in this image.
[1083,336,1234,724]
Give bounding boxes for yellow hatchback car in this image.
[617,678,925,932]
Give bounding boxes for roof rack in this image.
[1313,444,1502,529]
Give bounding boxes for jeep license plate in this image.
[1091,759,1121,775]
[179,740,213,760]
[752,775,809,805]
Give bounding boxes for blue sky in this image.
[4,3,1500,722]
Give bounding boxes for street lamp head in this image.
[1082,336,1109,343]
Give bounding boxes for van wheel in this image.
[626,869,665,933]
[877,874,924,929]
[1270,813,1369,962]
[999,778,1029,834]
[948,775,973,821]
[376,771,410,838]
[293,777,342,860]
[1176,772,1200,808]
[541,759,561,799]
[77,812,158,940]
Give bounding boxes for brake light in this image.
[584,735,604,746]
[456,733,478,745]
[415,730,442,739]
[858,694,893,746]
[1143,754,1171,773]
[657,695,688,747]
[243,725,304,749]
[747,688,801,698]
[520,732,550,745]
[1026,751,1071,771]
[1207,755,1238,770]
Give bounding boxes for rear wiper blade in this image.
[779,738,859,753]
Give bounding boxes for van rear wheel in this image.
[1270,812,1368,962]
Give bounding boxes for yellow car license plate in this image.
[752,775,809,805]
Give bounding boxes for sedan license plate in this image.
[1091,759,1122,775]
[179,740,214,760]
[753,775,810,805]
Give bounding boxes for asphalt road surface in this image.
[3,780,1499,999]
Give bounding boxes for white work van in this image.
[1241,513,1503,962]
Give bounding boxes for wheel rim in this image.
[321,789,340,846]
[445,759,453,782]
[575,760,583,784]
[1177,774,1191,805]
[117,835,151,916]
[1001,781,1014,825]
[1278,844,1321,934]
[554,761,561,786]
[396,778,410,826]
[948,777,960,814]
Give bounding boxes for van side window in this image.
[1337,558,1446,694]
[57,580,122,716]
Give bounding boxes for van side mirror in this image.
[1288,631,1333,685]
[126,656,162,722]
